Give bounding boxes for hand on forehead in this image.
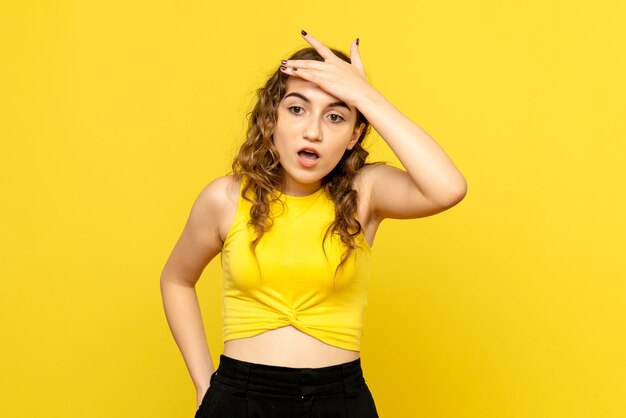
[284,78,356,114]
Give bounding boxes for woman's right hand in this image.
[196,385,209,410]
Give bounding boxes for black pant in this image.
[194,354,379,418]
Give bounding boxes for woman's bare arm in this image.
[159,175,234,394]
[355,86,467,221]
[281,32,467,221]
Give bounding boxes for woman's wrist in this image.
[195,381,210,393]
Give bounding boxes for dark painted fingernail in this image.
[280,66,287,71]
[356,38,359,46]
[292,67,298,71]
[301,30,307,36]
[281,60,287,65]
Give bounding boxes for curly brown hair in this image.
[230,46,385,280]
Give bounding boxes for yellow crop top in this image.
[220,176,372,351]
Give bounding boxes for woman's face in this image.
[272,77,365,196]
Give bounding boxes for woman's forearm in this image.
[160,277,214,392]
[357,86,467,203]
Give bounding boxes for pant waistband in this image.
[211,354,364,398]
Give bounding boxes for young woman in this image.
[160,30,467,417]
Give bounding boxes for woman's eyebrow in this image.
[284,92,351,111]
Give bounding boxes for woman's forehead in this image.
[283,78,351,110]
[285,78,337,100]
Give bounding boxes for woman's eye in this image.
[329,114,345,123]
[288,106,344,123]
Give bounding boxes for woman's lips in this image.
[297,150,320,168]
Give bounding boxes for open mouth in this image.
[297,149,319,161]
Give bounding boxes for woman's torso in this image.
[216,171,380,367]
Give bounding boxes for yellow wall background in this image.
[2,1,624,417]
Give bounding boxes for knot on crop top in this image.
[219,177,372,351]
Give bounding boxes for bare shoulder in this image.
[160,174,241,286]
[353,162,388,191]
[197,174,241,243]
[352,163,389,246]
[352,162,388,217]
[354,161,466,221]
[197,173,240,210]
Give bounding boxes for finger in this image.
[279,66,326,87]
[350,38,366,77]
[281,59,326,71]
[300,30,336,61]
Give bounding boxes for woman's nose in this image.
[303,118,322,141]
